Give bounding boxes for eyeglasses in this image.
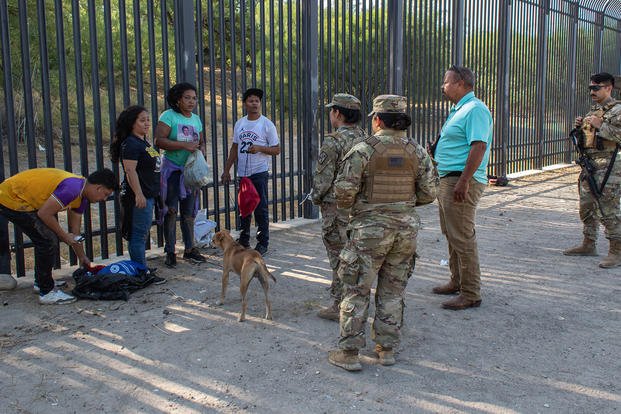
[588,84,607,92]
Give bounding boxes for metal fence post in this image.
[594,12,604,72]
[388,0,403,94]
[535,0,549,170]
[495,0,512,177]
[452,0,465,66]
[175,1,197,85]
[566,2,579,164]
[0,0,17,276]
[302,0,319,219]
[617,20,621,75]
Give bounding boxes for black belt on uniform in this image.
[442,171,462,178]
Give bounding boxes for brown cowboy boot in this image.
[317,299,340,321]
[563,238,597,256]
[599,240,621,268]
[328,349,362,371]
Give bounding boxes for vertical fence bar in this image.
[388,0,403,94]
[175,1,196,85]
[87,0,109,258]
[206,1,222,228]
[302,0,319,219]
[535,0,549,170]
[0,0,15,275]
[71,0,94,262]
[103,0,124,256]
[495,0,512,177]
[452,0,464,65]
[54,0,72,173]
[37,0,55,167]
[17,1,37,168]
[566,2,579,164]
[134,0,145,106]
[160,0,171,94]
[119,0,131,107]
[594,12,604,72]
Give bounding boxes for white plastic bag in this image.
[184,151,210,189]
[194,209,217,247]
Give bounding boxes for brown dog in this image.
[212,230,276,321]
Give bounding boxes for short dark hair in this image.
[331,105,362,124]
[448,65,475,88]
[167,82,197,113]
[590,72,615,86]
[243,88,264,102]
[376,112,412,130]
[87,169,117,190]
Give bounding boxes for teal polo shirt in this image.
[435,91,493,184]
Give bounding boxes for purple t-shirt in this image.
[52,177,88,214]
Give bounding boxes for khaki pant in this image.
[438,176,486,301]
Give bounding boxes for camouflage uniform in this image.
[577,98,621,243]
[312,97,366,300]
[333,95,439,351]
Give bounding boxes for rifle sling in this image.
[599,144,620,194]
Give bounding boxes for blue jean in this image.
[164,171,196,253]
[127,197,154,266]
[239,171,269,247]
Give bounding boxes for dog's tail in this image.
[255,258,276,283]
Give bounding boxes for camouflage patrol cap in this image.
[368,94,407,117]
[325,93,361,110]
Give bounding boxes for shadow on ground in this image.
[1,167,619,413]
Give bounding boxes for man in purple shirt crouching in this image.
[0,168,116,304]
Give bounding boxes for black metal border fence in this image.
[1,0,620,276]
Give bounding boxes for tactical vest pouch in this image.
[583,124,597,149]
[364,137,419,204]
[596,135,618,151]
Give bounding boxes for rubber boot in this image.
[317,299,340,321]
[374,344,395,366]
[563,238,597,256]
[599,240,621,268]
[328,349,361,371]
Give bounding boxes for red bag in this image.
[238,177,260,218]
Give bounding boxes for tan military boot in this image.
[317,299,340,321]
[599,240,621,268]
[374,344,396,366]
[563,238,597,256]
[328,349,362,371]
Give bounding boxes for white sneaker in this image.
[39,289,76,305]
[33,280,67,293]
[0,273,17,290]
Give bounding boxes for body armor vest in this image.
[363,135,419,204]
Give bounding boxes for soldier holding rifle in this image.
[563,72,621,268]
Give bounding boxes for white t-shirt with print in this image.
[233,115,279,177]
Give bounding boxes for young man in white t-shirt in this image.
[221,88,280,255]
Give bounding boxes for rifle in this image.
[569,128,605,216]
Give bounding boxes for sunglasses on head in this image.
[588,84,607,91]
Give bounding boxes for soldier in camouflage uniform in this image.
[312,94,367,321]
[564,72,621,268]
[327,95,439,371]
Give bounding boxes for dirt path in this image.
[1,166,619,414]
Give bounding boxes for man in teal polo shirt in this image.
[431,65,493,310]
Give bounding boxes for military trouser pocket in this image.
[338,247,360,286]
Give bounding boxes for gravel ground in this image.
[1,166,619,414]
